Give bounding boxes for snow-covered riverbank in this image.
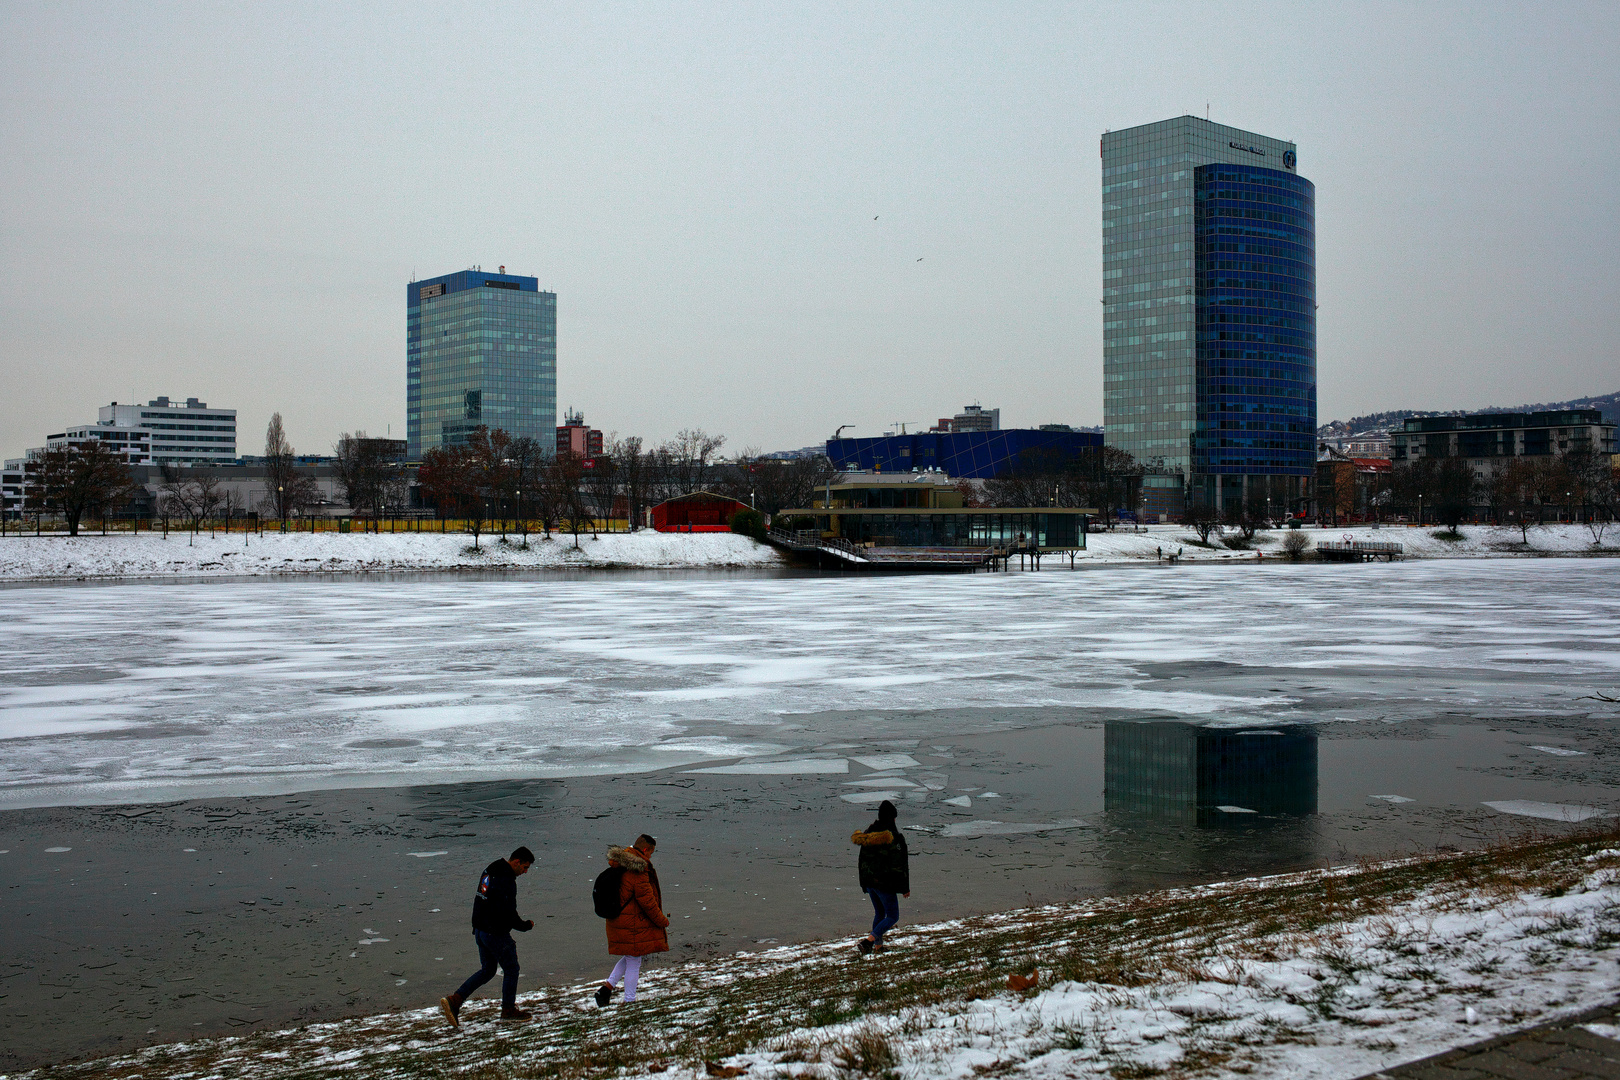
[0,522,1611,582]
[12,832,1617,1080]
[1081,521,1617,562]
[0,530,783,580]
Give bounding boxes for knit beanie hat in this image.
[878,800,898,822]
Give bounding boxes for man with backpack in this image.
[439,846,536,1027]
[592,834,669,1006]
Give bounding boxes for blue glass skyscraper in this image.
[407,269,556,459]
[1102,117,1316,515]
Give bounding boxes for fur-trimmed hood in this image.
[608,845,651,871]
[851,829,895,847]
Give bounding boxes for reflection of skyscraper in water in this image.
[1104,721,1317,825]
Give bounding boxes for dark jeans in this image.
[867,889,900,942]
[454,930,520,1008]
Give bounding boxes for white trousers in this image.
[607,955,642,1001]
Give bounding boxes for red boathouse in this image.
[650,492,749,533]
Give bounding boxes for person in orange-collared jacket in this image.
[851,800,910,955]
[593,834,669,1006]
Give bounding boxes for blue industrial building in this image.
[407,269,556,459]
[826,429,1103,479]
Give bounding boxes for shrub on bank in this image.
[729,508,766,540]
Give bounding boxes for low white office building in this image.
[100,397,237,465]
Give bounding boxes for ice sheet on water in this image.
[940,819,1088,837]
[2,562,1618,808]
[1528,745,1586,756]
[685,759,849,775]
[1483,800,1613,822]
[850,754,921,770]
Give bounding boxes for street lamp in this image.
[1417,494,1423,527]
[279,485,286,532]
[516,487,524,548]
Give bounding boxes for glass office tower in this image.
[1102,117,1315,515]
[407,270,556,459]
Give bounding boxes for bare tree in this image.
[661,429,727,495]
[1565,448,1616,543]
[1524,456,1573,522]
[503,436,548,547]
[23,440,139,536]
[608,436,649,529]
[262,414,321,525]
[1488,459,1539,544]
[417,443,479,536]
[555,451,590,548]
[159,470,224,544]
[1184,500,1222,545]
[466,427,515,541]
[714,450,838,517]
[584,454,619,536]
[334,431,407,530]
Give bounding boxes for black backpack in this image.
[592,866,627,918]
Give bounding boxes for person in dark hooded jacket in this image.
[439,846,536,1027]
[851,800,909,954]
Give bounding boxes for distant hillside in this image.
[1319,390,1618,436]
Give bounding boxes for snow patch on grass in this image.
[0,530,781,581]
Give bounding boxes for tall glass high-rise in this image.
[1102,116,1315,515]
[407,270,557,459]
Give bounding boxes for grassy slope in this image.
[18,827,1620,1080]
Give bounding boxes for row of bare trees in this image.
[1380,451,1617,535]
[410,427,831,546]
[976,446,1144,524]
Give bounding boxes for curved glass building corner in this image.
[1192,163,1316,514]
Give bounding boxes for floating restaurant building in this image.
[780,472,1093,552]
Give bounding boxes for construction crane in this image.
[832,424,856,441]
[886,421,918,436]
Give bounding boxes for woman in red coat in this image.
[595,834,669,1006]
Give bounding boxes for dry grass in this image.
[20,826,1620,1080]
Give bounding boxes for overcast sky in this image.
[2,2,1616,460]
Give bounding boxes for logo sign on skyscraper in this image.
[1229,141,1267,156]
[1283,151,1297,170]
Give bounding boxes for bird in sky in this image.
[916,257,924,262]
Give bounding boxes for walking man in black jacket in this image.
[439,846,536,1027]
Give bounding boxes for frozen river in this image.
[1,560,1617,808]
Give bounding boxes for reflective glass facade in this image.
[831,511,1084,549]
[826,429,1102,478]
[1193,164,1316,489]
[1102,117,1315,511]
[407,271,556,459]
